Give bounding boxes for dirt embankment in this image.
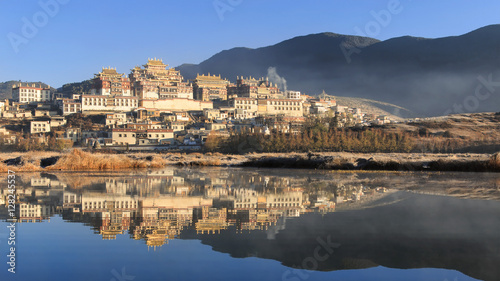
[0,149,499,173]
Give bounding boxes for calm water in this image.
[1,168,499,281]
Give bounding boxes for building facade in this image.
[30,121,51,134]
[111,128,174,146]
[81,95,138,112]
[259,98,303,117]
[91,67,132,96]
[140,98,213,111]
[12,84,52,104]
[193,74,230,101]
[129,58,188,100]
[227,76,280,99]
[61,99,82,115]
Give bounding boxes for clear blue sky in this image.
[1,0,499,87]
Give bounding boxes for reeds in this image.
[0,155,44,172]
[46,149,167,171]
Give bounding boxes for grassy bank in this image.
[241,152,500,172]
[0,149,499,173]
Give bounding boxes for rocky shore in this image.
[0,149,499,172]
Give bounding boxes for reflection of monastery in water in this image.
[0,168,385,248]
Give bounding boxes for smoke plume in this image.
[267,67,287,92]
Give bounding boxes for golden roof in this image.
[196,73,227,81]
[98,67,124,77]
[146,58,167,66]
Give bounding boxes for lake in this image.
[1,167,499,281]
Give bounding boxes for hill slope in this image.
[178,25,500,117]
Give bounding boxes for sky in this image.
[0,0,499,88]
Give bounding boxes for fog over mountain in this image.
[178,25,500,117]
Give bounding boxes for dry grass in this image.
[18,162,43,171]
[2,149,498,172]
[490,152,500,170]
[0,154,45,172]
[148,155,168,168]
[0,161,9,172]
[190,159,222,166]
[46,149,167,171]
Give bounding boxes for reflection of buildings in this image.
[17,203,53,223]
[100,202,132,240]
[133,195,212,248]
[81,193,138,240]
[194,206,228,234]
[0,168,388,248]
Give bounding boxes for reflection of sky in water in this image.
[0,216,479,281]
[1,168,498,281]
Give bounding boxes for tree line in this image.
[204,117,491,154]
[0,136,73,152]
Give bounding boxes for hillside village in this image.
[0,58,399,151]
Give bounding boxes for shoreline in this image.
[0,149,499,173]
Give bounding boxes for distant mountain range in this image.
[3,25,499,117]
[178,25,500,117]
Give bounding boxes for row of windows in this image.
[64,105,81,109]
[236,106,254,110]
[20,93,49,97]
[117,133,170,138]
[236,100,257,105]
[234,202,300,208]
[270,203,300,207]
[269,101,300,106]
[273,197,300,202]
[84,101,104,106]
[32,128,48,132]
[273,107,300,111]
[83,99,137,107]
[236,198,254,203]
[20,205,39,209]
[115,100,137,106]
[64,195,79,203]
[84,201,137,209]
[20,97,50,102]
[160,88,178,92]
[84,98,105,103]
[236,197,300,203]
[20,89,40,93]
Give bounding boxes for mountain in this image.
[0,81,54,99]
[57,80,93,97]
[178,25,500,117]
